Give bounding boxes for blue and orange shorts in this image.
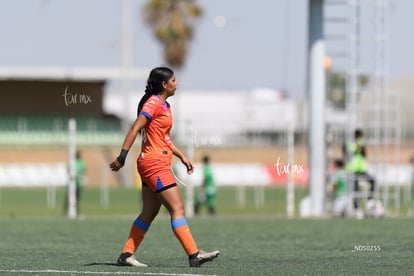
[137,153,176,193]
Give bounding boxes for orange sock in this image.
[171,218,198,256]
[122,217,150,254]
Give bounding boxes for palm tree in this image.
[143,0,203,68]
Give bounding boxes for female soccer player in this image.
[110,67,219,267]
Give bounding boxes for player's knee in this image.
[169,202,185,218]
[140,207,160,222]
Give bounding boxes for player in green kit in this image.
[195,155,216,216]
[331,159,348,217]
[64,150,86,217]
[343,129,376,218]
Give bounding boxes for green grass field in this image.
[0,187,413,275]
[1,216,414,275]
[0,186,308,217]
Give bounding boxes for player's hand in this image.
[110,159,123,172]
[181,157,194,175]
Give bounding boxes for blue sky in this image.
[0,0,412,97]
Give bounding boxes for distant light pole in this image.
[120,0,133,187]
[121,0,132,133]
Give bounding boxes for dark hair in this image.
[137,67,174,115]
[354,129,363,139]
[334,158,344,168]
[202,155,210,164]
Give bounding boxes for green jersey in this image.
[75,159,86,188]
[334,170,347,198]
[203,164,216,196]
[346,141,367,173]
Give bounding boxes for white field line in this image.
[0,269,223,276]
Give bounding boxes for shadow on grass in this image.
[84,260,187,268]
[85,262,119,267]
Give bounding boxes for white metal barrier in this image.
[0,163,67,187]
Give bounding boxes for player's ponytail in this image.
[137,86,153,116]
[137,67,174,115]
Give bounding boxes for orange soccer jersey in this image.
[137,95,175,192]
[139,95,173,158]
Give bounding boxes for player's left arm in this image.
[171,143,194,174]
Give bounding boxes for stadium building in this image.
[0,66,307,188]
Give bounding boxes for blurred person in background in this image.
[330,159,348,217]
[64,150,86,217]
[343,129,376,219]
[194,155,216,216]
[110,67,219,267]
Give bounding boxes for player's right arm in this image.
[110,114,148,171]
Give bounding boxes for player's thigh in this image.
[156,186,185,218]
[140,185,162,222]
